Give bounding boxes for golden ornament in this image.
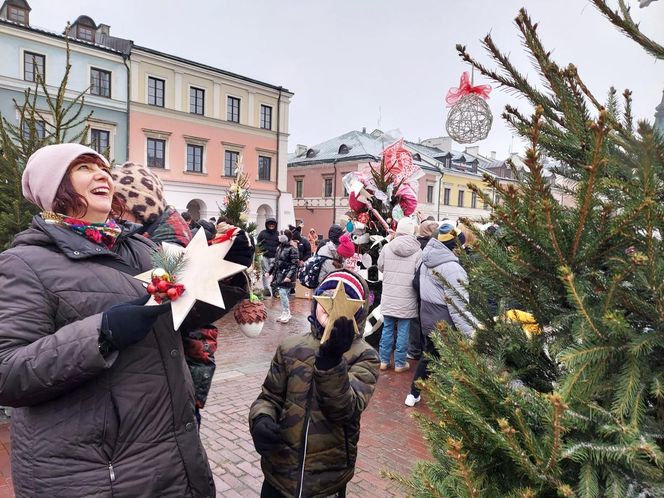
[151,268,172,282]
[313,281,365,344]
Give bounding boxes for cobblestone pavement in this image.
[0,295,433,497]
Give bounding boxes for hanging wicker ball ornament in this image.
[445,94,493,144]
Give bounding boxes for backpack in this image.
[298,254,332,289]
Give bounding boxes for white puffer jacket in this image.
[377,234,422,318]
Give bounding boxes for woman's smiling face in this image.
[67,160,114,223]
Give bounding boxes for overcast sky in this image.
[28,0,663,159]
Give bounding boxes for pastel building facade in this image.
[287,130,496,234]
[0,2,131,161]
[128,46,294,228]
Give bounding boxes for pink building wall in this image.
[129,110,280,193]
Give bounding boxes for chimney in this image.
[362,127,367,134]
[490,151,496,160]
[97,23,110,36]
[295,144,308,157]
[421,136,452,152]
[465,146,480,156]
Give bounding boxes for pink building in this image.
[128,46,294,229]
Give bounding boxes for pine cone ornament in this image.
[234,297,267,338]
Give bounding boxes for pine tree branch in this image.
[590,0,664,60]
[560,267,604,340]
[569,110,611,262]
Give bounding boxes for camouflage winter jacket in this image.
[249,332,380,497]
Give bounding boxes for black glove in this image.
[251,415,282,456]
[315,316,356,370]
[101,295,170,350]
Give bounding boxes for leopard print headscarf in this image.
[112,162,165,225]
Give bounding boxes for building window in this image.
[258,156,271,181]
[227,96,240,123]
[295,179,303,198]
[22,120,45,140]
[443,187,451,206]
[190,87,205,115]
[186,144,204,173]
[427,185,434,204]
[458,190,465,207]
[90,129,110,154]
[8,6,28,23]
[77,25,94,42]
[224,150,239,176]
[147,138,166,168]
[260,105,272,130]
[90,68,111,98]
[323,177,333,198]
[471,191,477,209]
[24,52,45,82]
[148,77,165,107]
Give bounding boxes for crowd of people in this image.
[0,143,479,497]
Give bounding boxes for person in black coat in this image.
[269,230,299,324]
[257,217,279,295]
[291,228,312,263]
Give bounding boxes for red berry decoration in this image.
[167,287,178,299]
[157,280,169,292]
[147,283,157,294]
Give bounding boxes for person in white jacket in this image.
[377,217,422,372]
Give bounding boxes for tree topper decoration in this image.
[135,228,248,330]
[445,71,493,144]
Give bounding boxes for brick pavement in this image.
[0,295,432,497]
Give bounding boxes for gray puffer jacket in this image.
[417,238,478,338]
[0,216,214,498]
[317,241,341,283]
[378,234,422,319]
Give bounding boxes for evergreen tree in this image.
[390,5,664,497]
[0,32,92,248]
[218,162,257,235]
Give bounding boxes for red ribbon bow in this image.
[445,72,492,107]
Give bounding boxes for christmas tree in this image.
[0,31,92,248]
[218,160,257,235]
[390,5,664,497]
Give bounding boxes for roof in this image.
[2,0,31,10]
[133,45,292,95]
[0,17,128,56]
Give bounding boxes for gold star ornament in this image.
[313,281,365,343]
[135,228,248,330]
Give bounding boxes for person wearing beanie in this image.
[113,164,253,426]
[406,220,439,361]
[258,217,279,296]
[291,227,312,264]
[307,228,318,251]
[437,221,466,252]
[317,223,345,282]
[249,270,379,498]
[336,233,355,259]
[378,217,422,372]
[269,229,299,323]
[1,144,215,496]
[405,235,479,408]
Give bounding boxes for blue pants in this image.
[379,315,411,368]
[278,286,291,314]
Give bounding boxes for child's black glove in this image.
[315,316,355,370]
[101,295,170,350]
[251,415,282,456]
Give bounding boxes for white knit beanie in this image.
[395,217,416,235]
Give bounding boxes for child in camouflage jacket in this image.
[249,270,380,498]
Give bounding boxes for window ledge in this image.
[184,171,207,176]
